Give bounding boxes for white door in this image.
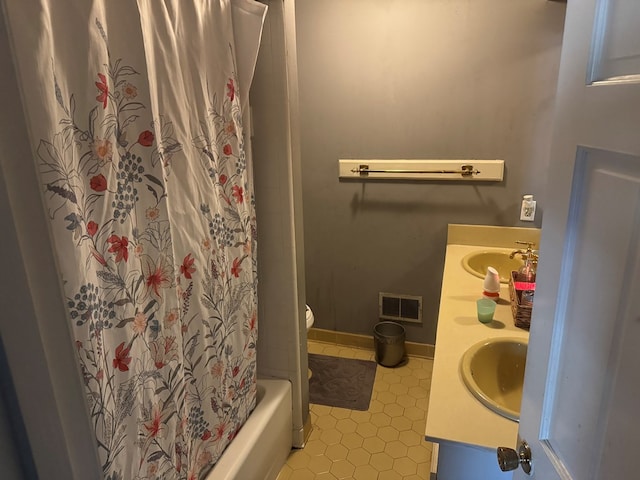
[511,0,640,478]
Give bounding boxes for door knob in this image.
[497,440,532,475]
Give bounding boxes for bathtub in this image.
[205,379,292,480]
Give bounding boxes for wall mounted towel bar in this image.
[338,159,504,181]
[352,164,480,177]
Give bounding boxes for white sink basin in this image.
[460,337,528,422]
[461,250,523,284]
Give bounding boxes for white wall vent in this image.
[379,293,422,324]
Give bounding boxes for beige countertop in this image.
[425,224,539,450]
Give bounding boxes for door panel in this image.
[539,148,640,479]
[515,0,640,478]
[589,0,640,82]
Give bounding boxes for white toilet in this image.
[305,304,314,332]
[305,304,314,379]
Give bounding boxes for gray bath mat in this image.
[308,354,377,411]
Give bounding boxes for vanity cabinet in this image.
[425,225,539,480]
[433,441,508,480]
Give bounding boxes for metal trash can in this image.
[374,321,406,367]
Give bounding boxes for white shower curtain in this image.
[3,1,266,478]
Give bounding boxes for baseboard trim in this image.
[308,328,434,359]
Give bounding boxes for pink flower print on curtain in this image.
[95,73,109,108]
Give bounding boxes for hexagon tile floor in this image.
[277,340,435,480]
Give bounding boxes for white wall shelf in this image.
[338,159,504,182]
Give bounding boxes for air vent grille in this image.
[379,293,422,324]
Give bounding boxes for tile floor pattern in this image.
[277,340,435,480]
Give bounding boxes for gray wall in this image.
[295,0,566,344]
[0,340,29,480]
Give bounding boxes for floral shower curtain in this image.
[4,0,266,478]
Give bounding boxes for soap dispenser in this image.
[511,241,537,281]
[513,242,538,306]
[516,252,536,283]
